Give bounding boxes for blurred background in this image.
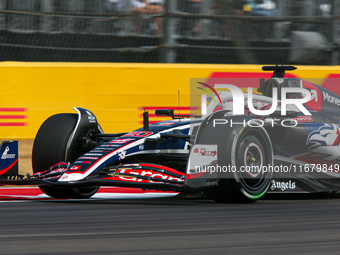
[0,0,339,173]
[0,0,339,65]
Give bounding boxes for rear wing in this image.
[0,141,19,179]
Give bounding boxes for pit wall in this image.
[1,62,340,139]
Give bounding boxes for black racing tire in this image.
[206,129,272,203]
[32,113,99,199]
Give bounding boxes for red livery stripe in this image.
[0,187,179,201]
[0,115,26,119]
[140,114,197,118]
[0,108,27,112]
[0,159,18,175]
[0,108,28,126]
[149,121,163,124]
[0,123,27,126]
[140,107,199,110]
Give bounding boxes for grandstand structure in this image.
[0,0,338,64]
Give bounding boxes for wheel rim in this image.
[243,142,263,178]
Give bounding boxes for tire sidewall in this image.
[32,113,99,199]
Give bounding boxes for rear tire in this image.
[32,113,99,199]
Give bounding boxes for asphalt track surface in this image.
[2,192,340,255]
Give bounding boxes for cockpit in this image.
[258,77,303,99]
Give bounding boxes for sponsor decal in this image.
[122,131,153,137]
[97,147,119,150]
[69,165,81,171]
[270,180,296,191]
[61,174,68,180]
[101,144,121,148]
[1,146,15,159]
[115,168,183,182]
[79,156,98,160]
[323,91,340,106]
[74,161,92,164]
[84,153,103,156]
[294,116,313,122]
[118,150,126,160]
[194,147,217,157]
[187,144,218,178]
[109,138,135,144]
[139,144,144,150]
[86,111,96,123]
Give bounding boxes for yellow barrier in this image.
[1,62,340,139]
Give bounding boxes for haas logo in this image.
[1,146,16,159]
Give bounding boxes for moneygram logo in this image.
[200,83,312,116]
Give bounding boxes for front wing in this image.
[0,163,186,192]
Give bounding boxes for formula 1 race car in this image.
[2,65,340,203]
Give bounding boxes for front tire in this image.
[207,129,273,203]
[32,113,99,199]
